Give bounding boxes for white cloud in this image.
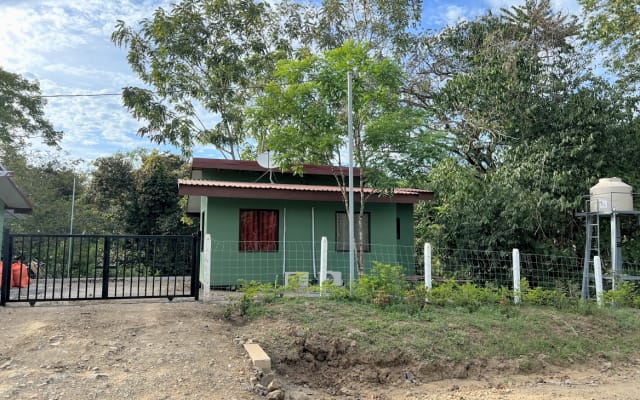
[444,5,468,25]
[0,0,179,168]
[485,0,581,16]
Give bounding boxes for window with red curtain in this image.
[239,210,279,252]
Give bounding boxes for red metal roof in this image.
[191,158,362,177]
[179,179,433,204]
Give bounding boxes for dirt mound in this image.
[258,323,533,391]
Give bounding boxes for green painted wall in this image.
[203,197,416,287]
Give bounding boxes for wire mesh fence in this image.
[207,240,419,288]
[203,238,620,299]
[429,247,585,295]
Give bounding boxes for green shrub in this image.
[354,262,408,305]
[604,281,639,308]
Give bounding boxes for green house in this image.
[179,158,432,287]
[0,163,33,252]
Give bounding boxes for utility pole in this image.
[347,71,355,291]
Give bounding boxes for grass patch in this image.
[226,263,640,370]
[250,297,640,367]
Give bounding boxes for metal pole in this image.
[347,71,355,292]
[67,177,76,278]
[581,214,592,299]
[610,213,617,290]
[320,236,328,295]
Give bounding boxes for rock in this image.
[286,391,311,400]
[268,379,282,392]
[254,383,268,396]
[266,389,284,400]
[403,371,416,382]
[0,360,12,369]
[260,372,275,387]
[94,374,108,380]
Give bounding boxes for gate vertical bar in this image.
[1,230,12,306]
[191,233,200,301]
[102,237,111,299]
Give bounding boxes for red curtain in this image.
[240,210,278,251]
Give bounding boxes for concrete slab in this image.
[243,343,271,371]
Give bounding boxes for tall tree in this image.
[405,0,580,173]
[112,0,290,158]
[409,1,640,257]
[293,0,423,55]
[2,147,92,235]
[86,150,195,235]
[86,153,137,234]
[250,40,427,274]
[580,0,640,80]
[0,67,61,149]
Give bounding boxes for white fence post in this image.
[594,255,604,307]
[202,234,211,301]
[320,236,328,294]
[424,243,432,290]
[512,248,521,304]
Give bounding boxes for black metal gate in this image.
[1,232,200,306]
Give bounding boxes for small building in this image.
[0,163,33,252]
[178,158,432,287]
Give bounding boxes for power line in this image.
[39,81,318,98]
[41,92,124,98]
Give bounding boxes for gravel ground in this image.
[1,299,639,400]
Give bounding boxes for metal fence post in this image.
[192,233,201,301]
[1,229,12,306]
[101,237,111,299]
[512,248,521,304]
[424,242,432,290]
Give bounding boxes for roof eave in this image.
[0,176,33,213]
[179,183,432,205]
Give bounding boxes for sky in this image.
[0,0,581,170]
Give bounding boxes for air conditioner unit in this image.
[325,271,343,287]
[284,272,309,288]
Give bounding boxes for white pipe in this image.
[424,242,432,290]
[594,255,604,307]
[282,208,287,281]
[512,248,521,304]
[320,236,328,294]
[311,207,316,278]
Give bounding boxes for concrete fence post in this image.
[202,234,211,300]
[594,255,604,307]
[424,243,432,290]
[512,248,521,304]
[320,236,328,294]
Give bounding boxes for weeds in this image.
[223,263,640,320]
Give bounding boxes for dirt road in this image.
[0,300,638,399]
